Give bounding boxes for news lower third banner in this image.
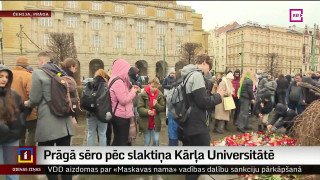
[1,146,320,175]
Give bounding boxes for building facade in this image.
[208,22,239,73]
[226,22,303,76]
[0,1,208,79]
[302,25,320,73]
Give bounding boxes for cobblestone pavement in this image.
[20,112,276,180]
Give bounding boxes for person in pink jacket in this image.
[109,59,138,146]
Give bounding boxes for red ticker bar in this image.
[0,165,44,175]
[0,11,51,17]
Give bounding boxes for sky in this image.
[0,1,319,31]
[177,1,320,31]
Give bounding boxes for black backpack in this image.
[81,77,122,123]
[166,72,194,125]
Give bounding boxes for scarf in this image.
[238,75,249,99]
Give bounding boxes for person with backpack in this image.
[11,56,37,146]
[24,51,74,180]
[138,77,166,146]
[84,69,110,146]
[0,64,27,180]
[180,54,223,180]
[109,59,138,146]
[61,58,79,124]
[286,74,305,114]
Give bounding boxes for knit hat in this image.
[168,68,175,74]
[257,70,263,74]
[226,72,234,80]
[16,56,29,66]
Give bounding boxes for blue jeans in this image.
[87,115,108,146]
[0,140,19,180]
[144,129,160,146]
[169,139,178,146]
[288,102,305,114]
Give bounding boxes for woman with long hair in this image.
[237,70,256,133]
[0,64,26,180]
[86,69,110,146]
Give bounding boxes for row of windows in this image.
[228,35,301,47]
[41,1,184,19]
[40,17,185,36]
[42,34,183,51]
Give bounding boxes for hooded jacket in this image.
[269,103,297,128]
[162,75,175,90]
[109,59,136,119]
[128,67,141,107]
[137,86,166,133]
[181,64,222,137]
[0,64,27,144]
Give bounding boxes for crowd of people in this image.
[1,51,320,180]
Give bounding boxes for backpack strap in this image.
[108,77,124,115]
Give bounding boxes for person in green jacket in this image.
[138,77,166,146]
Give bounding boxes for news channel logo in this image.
[18,148,34,163]
[290,9,303,22]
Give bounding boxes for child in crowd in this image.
[138,77,166,146]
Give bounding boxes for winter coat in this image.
[276,77,289,93]
[257,78,277,98]
[232,76,240,98]
[162,75,175,96]
[240,78,254,100]
[0,65,27,144]
[85,76,107,118]
[11,66,37,121]
[181,64,222,137]
[109,59,136,119]
[128,67,141,107]
[286,81,303,105]
[27,64,75,142]
[137,88,166,133]
[215,78,234,121]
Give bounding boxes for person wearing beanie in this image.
[162,68,175,96]
[11,56,37,146]
[0,64,27,180]
[214,73,234,134]
[232,69,241,126]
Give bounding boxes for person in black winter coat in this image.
[267,103,297,134]
[128,67,142,89]
[253,94,273,132]
[0,64,26,180]
[162,69,176,96]
[276,74,289,105]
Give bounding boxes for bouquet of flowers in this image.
[212,131,297,146]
